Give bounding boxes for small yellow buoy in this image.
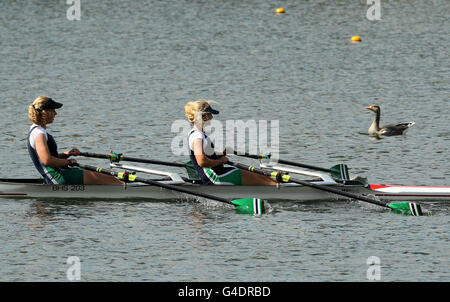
[275,8,285,14]
[351,36,362,43]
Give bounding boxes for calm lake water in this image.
[0,0,448,282]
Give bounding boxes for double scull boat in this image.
[1,163,449,202]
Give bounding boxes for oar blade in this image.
[330,164,350,181]
[231,198,266,215]
[388,202,423,216]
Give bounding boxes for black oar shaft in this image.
[228,161,389,209]
[77,163,232,205]
[79,152,185,168]
[233,151,329,172]
[276,159,329,172]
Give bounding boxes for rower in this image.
[184,100,276,185]
[27,96,123,185]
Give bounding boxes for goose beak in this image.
[366,106,373,111]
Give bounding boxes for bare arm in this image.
[192,138,227,168]
[35,134,76,167]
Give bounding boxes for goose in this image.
[366,105,415,137]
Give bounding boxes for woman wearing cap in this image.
[27,96,122,185]
[184,100,276,185]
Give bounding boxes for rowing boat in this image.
[1,163,449,202]
[1,179,449,201]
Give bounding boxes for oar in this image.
[232,151,350,181]
[227,161,423,216]
[75,163,266,215]
[79,152,185,168]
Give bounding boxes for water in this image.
[0,0,449,281]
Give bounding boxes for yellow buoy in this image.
[351,36,362,42]
[275,8,285,14]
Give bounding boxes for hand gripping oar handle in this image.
[79,152,185,168]
[76,163,266,215]
[227,161,422,216]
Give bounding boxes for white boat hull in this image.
[1,180,449,202]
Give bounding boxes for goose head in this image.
[366,105,380,113]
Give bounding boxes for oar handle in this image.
[79,152,109,160]
[77,163,233,205]
[79,152,185,168]
[232,151,330,172]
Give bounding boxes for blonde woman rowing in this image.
[27,96,123,185]
[184,100,276,185]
